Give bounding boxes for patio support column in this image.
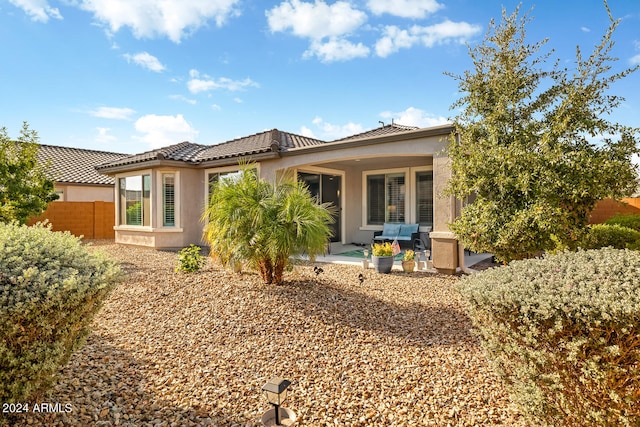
[430,155,460,274]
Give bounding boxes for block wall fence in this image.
[589,198,640,224]
[28,201,115,239]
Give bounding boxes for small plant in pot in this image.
[402,249,415,272]
[371,242,394,274]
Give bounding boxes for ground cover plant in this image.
[0,223,121,413]
[458,248,640,426]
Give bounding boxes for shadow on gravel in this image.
[271,270,474,348]
[9,334,223,427]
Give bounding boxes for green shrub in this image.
[580,223,640,249]
[175,244,206,273]
[0,222,121,405]
[604,213,640,232]
[457,248,640,427]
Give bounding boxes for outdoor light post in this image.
[261,377,296,426]
[362,248,370,269]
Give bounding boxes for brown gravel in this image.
[12,241,523,426]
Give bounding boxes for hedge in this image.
[457,248,640,426]
[0,222,121,405]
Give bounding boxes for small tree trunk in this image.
[258,258,274,284]
[273,257,287,285]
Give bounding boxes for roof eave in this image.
[95,159,199,176]
[282,124,456,156]
[197,151,280,168]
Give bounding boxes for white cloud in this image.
[267,0,369,62]
[95,127,116,143]
[375,20,481,57]
[379,107,449,127]
[299,125,316,138]
[133,114,199,148]
[89,106,136,120]
[367,0,443,19]
[187,69,259,94]
[581,26,591,33]
[75,0,241,43]
[8,0,62,22]
[169,94,197,105]
[267,0,367,39]
[631,54,640,65]
[123,52,165,72]
[309,116,364,140]
[304,38,370,62]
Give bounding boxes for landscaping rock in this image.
[12,241,523,426]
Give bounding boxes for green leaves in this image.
[0,122,59,224]
[202,167,335,284]
[446,2,639,263]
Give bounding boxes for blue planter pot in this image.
[372,255,394,274]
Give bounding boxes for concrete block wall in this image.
[589,198,640,224]
[28,201,115,239]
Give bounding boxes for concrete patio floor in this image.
[311,243,493,273]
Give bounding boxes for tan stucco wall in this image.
[55,184,115,202]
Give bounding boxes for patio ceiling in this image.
[309,155,433,171]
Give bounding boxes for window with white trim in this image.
[366,172,406,225]
[162,173,175,226]
[119,175,150,226]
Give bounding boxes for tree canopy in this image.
[445,2,639,263]
[0,122,58,224]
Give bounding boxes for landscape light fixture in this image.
[262,377,292,426]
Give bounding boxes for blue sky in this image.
[2,0,639,154]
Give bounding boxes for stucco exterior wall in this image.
[55,184,115,202]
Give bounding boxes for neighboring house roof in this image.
[96,129,326,171]
[37,144,128,185]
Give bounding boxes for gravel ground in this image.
[12,241,523,427]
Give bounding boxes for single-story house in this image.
[95,123,463,274]
[37,144,128,202]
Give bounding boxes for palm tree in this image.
[202,167,335,284]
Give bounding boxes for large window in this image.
[162,173,175,226]
[364,167,433,227]
[367,172,405,225]
[119,175,150,226]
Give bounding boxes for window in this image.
[162,174,175,226]
[415,171,433,227]
[207,169,250,200]
[119,175,150,226]
[367,172,405,225]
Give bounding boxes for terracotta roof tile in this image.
[37,145,127,185]
[332,123,419,142]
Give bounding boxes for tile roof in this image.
[96,129,326,169]
[332,123,419,142]
[37,145,128,185]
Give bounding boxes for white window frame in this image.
[115,169,153,230]
[203,164,260,210]
[156,170,181,229]
[361,166,433,231]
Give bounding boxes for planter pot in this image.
[401,260,415,272]
[372,255,394,274]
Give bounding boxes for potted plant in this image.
[402,250,415,272]
[371,242,394,274]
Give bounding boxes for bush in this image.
[580,223,640,249]
[457,248,640,427]
[604,213,640,232]
[0,222,121,405]
[175,244,206,273]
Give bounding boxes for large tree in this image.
[0,122,58,224]
[445,3,639,263]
